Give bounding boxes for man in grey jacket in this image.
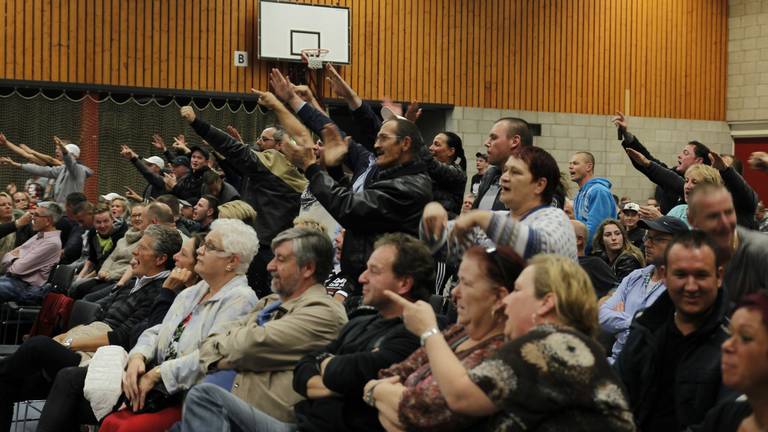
[0,136,92,203]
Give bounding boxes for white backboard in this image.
[259,1,350,64]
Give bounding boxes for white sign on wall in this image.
[234,51,249,67]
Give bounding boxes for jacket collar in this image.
[635,288,728,337]
[377,160,426,180]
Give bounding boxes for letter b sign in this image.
[234,51,248,67]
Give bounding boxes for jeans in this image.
[0,275,38,303]
[177,383,296,432]
[0,335,81,431]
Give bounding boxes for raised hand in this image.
[251,89,282,111]
[226,125,243,142]
[611,111,628,130]
[280,133,317,171]
[383,291,439,336]
[748,151,768,172]
[404,101,422,123]
[422,202,449,242]
[151,134,167,152]
[163,172,177,190]
[0,133,7,146]
[268,68,297,102]
[708,152,728,171]
[319,123,350,167]
[325,64,356,102]
[124,186,143,202]
[120,145,138,160]
[172,134,190,154]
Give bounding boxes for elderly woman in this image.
[592,219,645,281]
[373,254,635,431]
[694,291,768,431]
[422,146,576,263]
[0,192,15,259]
[95,219,261,432]
[364,245,522,431]
[36,233,207,432]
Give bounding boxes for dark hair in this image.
[514,146,563,205]
[374,233,434,302]
[463,246,525,290]
[65,192,88,207]
[71,201,95,215]
[689,141,712,166]
[144,224,183,270]
[735,291,768,329]
[663,230,721,268]
[200,194,220,220]
[440,131,466,171]
[390,118,424,155]
[155,194,180,218]
[190,232,206,262]
[202,169,223,186]
[496,117,533,147]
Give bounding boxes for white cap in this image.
[622,202,641,212]
[65,144,81,159]
[380,106,407,122]
[100,192,123,202]
[142,156,165,170]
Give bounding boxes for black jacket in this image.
[615,290,735,431]
[190,118,305,245]
[305,160,432,288]
[578,256,619,298]
[95,274,167,349]
[293,310,420,432]
[425,155,467,218]
[129,157,166,200]
[471,165,507,211]
[596,250,643,282]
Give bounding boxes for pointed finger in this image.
[382,290,411,307]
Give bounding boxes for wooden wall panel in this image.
[0,0,727,120]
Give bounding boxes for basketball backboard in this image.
[259,1,350,64]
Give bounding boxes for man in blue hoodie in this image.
[569,151,615,252]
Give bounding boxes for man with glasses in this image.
[0,201,63,303]
[181,106,305,298]
[599,215,688,363]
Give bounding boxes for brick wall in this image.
[448,107,732,203]
[727,0,768,122]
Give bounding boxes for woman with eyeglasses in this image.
[363,245,522,431]
[94,219,260,432]
[373,254,635,432]
[421,146,576,267]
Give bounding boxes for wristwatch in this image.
[419,327,440,347]
[63,337,73,349]
[315,352,334,372]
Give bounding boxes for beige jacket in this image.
[198,284,347,422]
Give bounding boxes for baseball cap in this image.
[178,199,192,208]
[380,106,406,122]
[100,192,123,202]
[637,216,689,234]
[188,145,210,160]
[170,156,190,168]
[622,203,641,212]
[475,152,488,160]
[65,144,81,159]
[142,156,165,170]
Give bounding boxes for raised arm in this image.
[0,133,49,166]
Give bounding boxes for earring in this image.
[531,313,539,326]
[226,266,233,272]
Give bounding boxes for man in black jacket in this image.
[0,224,181,431]
[292,233,433,432]
[615,231,735,431]
[258,76,433,294]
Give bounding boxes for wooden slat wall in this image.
[0,0,727,120]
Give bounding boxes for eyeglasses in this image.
[257,136,274,142]
[643,233,672,244]
[201,241,231,256]
[375,133,402,143]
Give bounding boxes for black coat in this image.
[293,310,419,432]
[306,160,432,289]
[425,155,466,218]
[615,290,736,431]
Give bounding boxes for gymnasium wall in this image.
[0,0,727,120]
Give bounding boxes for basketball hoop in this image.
[301,48,330,70]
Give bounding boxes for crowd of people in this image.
[0,64,767,431]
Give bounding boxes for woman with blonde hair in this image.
[666,164,722,226]
[592,218,645,281]
[217,200,257,228]
[374,254,634,431]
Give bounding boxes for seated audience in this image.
[0,201,63,303]
[175,227,348,430]
[599,216,688,363]
[592,218,645,281]
[687,184,768,308]
[0,224,182,431]
[36,233,207,432]
[93,219,260,431]
[422,146,576,263]
[460,193,475,214]
[191,194,219,234]
[615,231,735,431]
[176,233,435,431]
[0,193,15,259]
[372,254,634,431]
